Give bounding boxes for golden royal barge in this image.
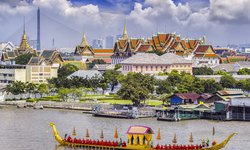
[50,122,236,150]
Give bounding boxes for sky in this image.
[0,0,250,49]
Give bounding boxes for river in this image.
[0,106,248,150]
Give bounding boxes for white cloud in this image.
[0,0,250,47]
[0,1,32,16]
[209,0,250,23]
[33,0,102,24]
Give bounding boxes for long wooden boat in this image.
[50,122,236,150]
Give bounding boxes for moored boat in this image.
[50,122,236,150]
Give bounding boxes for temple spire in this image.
[23,17,26,34]
[80,33,89,47]
[122,20,128,39]
[19,17,30,50]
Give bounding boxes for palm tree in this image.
[25,82,37,98]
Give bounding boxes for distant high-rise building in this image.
[105,36,114,48]
[92,39,104,48]
[37,7,41,50]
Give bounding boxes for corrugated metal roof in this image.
[67,70,102,79]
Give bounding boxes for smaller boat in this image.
[50,122,236,150]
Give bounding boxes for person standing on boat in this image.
[64,134,67,140]
[206,138,210,147]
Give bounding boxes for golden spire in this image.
[156,128,161,140]
[189,132,194,144]
[122,19,128,39]
[114,127,118,139]
[100,129,104,139]
[172,133,177,144]
[72,127,76,136]
[80,33,89,47]
[86,129,90,138]
[19,17,31,50]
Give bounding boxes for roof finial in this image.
[80,32,89,46]
[122,18,128,39]
[23,16,26,34]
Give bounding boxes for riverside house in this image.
[170,93,201,105]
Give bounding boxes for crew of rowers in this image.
[155,144,203,149]
[64,135,127,147]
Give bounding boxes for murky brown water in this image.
[0,106,248,150]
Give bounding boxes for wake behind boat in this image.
[50,122,236,150]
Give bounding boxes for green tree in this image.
[238,68,250,75]
[5,81,26,95]
[201,79,223,93]
[103,70,120,91]
[58,64,79,78]
[58,88,71,101]
[38,83,49,97]
[193,66,214,75]
[220,75,236,88]
[167,70,182,86]
[25,82,37,98]
[242,79,250,92]
[98,81,108,94]
[89,75,101,94]
[14,53,33,65]
[156,79,173,94]
[214,70,229,75]
[118,73,154,106]
[114,64,121,70]
[71,88,83,101]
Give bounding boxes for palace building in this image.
[120,53,193,75]
[111,23,206,64]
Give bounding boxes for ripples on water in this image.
[0,107,248,150]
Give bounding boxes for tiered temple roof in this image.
[1,26,37,62]
[74,33,94,56]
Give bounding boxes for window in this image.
[151,66,153,71]
[146,66,148,71]
[136,66,138,71]
[161,66,163,71]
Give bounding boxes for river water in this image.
[0,106,249,150]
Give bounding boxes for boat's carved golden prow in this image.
[50,122,236,150]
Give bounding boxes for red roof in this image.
[137,44,152,52]
[93,49,113,53]
[200,93,214,100]
[195,45,211,53]
[174,93,200,101]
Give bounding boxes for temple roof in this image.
[80,33,89,47]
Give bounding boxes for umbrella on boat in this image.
[189,132,193,144]
[172,133,177,144]
[72,127,76,136]
[100,129,104,139]
[114,127,118,139]
[156,128,161,140]
[86,129,90,138]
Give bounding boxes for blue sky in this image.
[0,0,249,49]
